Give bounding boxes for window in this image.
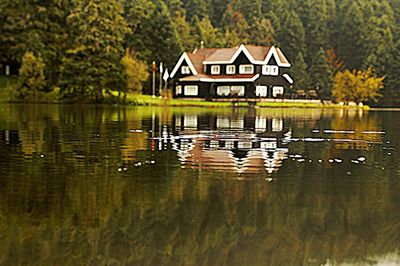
[217,85,245,97]
[184,115,198,128]
[256,86,268,97]
[211,65,220,74]
[262,65,279,76]
[255,117,267,130]
[230,86,245,96]
[261,141,277,149]
[226,65,236,74]
[184,85,198,96]
[175,85,182,95]
[217,117,230,128]
[181,66,190,74]
[272,118,283,132]
[217,86,230,96]
[272,86,284,97]
[5,65,10,76]
[239,64,254,74]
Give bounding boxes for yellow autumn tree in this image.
[121,49,149,101]
[332,68,384,104]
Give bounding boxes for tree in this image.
[60,0,129,101]
[332,68,384,104]
[380,39,400,106]
[17,51,46,101]
[195,16,223,48]
[221,4,249,45]
[291,52,312,91]
[121,49,149,101]
[333,0,367,69]
[0,0,70,88]
[278,11,306,61]
[249,18,275,46]
[0,0,31,63]
[362,3,395,74]
[299,0,329,65]
[310,47,333,99]
[127,0,182,68]
[172,11,196,51]
[230,0,262,23]
[181,0,208,22]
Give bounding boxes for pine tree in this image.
[299,0,329,65]
[310,47,333,99]
[209,0,230,26]
[381,40,400,106]
[333,0,366,69]
[127,0,182,68]
[362,0,395,75]
[181,0,208,22]
[60,0,129,101]
[195,16,223,48]
[249,18,275,46]
[278,11,306,62]
[221,4,249,45]
[291,52,312,91]
[230,0,262,23]
[172,11,196,51]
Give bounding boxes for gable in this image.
[170,53,198,78]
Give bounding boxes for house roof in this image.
[187,48,218,74]
[170,44,291,79]
[201,48,238,63]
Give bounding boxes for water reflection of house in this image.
[171,114,291,175]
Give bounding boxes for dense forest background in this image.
[1,0,399,106]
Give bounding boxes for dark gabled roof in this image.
[187,48,218,75]
[170,44,291,79]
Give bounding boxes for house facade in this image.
[170,44,293,100]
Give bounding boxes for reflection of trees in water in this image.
[331,110,383,150]
[0,167,399,265]
[0,106,399,265]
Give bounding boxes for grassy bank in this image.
[0,76,368,109]
[126,94,369,109]
[0,76,17,102]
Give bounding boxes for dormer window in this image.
[211,65,220,75]
[181,66,190,74]
[226,65,236,74]
[239,65,254,74]
[262,65,279,76]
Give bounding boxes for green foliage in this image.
[310,48,333,99]
[332,68,384,103]
[60,0,129,101]
[126,0,182,68]
[16,52,46,101]
[121,49,149,96]
[171,11,196,51]
[195,16,223,48]
[291,52,312,91]
[1,0,399,105]
[278,11,306,61]
[221,4,249,46]
[300,0,329,64]
[249,18,275,46]
[333,0,366,69]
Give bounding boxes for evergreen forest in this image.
[1,0,399,106]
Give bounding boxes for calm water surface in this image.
[0,104,399,265]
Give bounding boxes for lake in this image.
[0,104,399,265]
